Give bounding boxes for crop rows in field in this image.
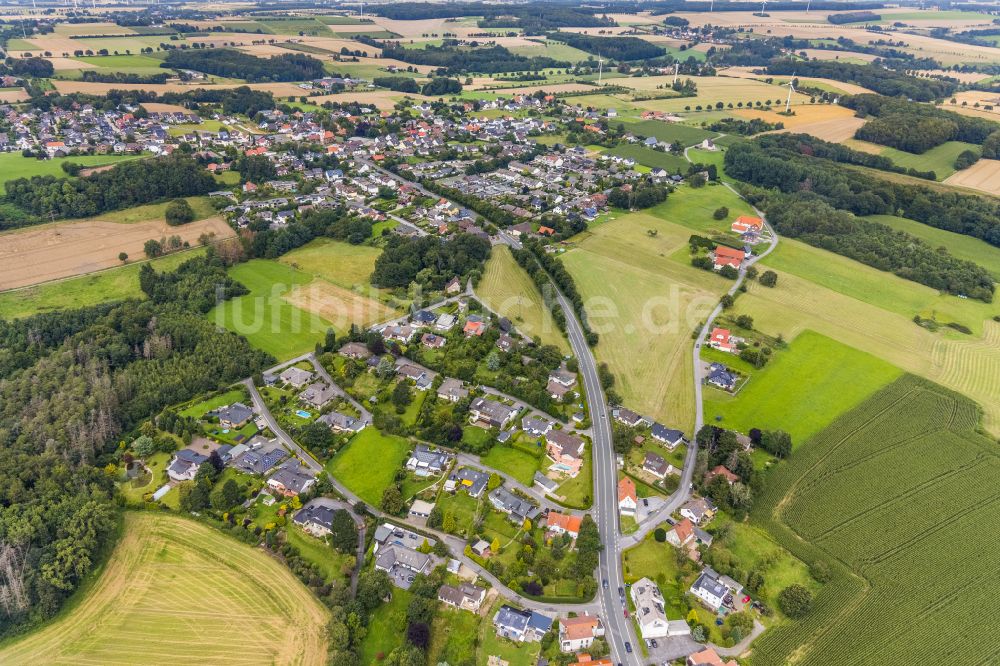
[749,375,1000,666]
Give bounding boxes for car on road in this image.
[618,586,625,597]
[623,608,629,618]
[603,579,609,590]
[625,642,633,654]
[651,639,658,648]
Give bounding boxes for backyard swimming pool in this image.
[296,410,311,418]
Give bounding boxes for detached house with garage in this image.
[558,614,604,652]
[618,477,637,516]
[469,397,518,429]
[545,430,585,477]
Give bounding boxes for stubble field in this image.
[0,512,329,665]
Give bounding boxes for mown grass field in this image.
[0,247,206,319]
[867,214,1000,280]
[278,237,383,290]
[622,118,714,146]
[606,144,689,172]
[207,259,331,360]
[327,428,411,506]
[0,153,140,194]
[879,140,980,180]
[478,245,568,351]
[481,443,542,486]
[0,512,328,665]
[704,330,901,445]
[736,245,1000,436]
[749,375,1000,666]
[360,588,411,663]
[429,606,481,665]
[562,194,734,431]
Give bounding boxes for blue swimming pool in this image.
[296,410,311,418]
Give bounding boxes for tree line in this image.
[753,132,935,180]
[380,41,569,75]
[4,156,215,224]
[766,60,956,102]
[725,139,1000,249]
[545,32,666,62]
[369,233,492,290]
[162,49,325,83]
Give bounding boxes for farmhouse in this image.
[708,328,740,354]
[712,246,745,271]
[616,478,638,518]
[558,614,604,652]
[469,397,518,428]
[731,215,763,235]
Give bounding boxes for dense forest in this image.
[4,157,215,223]
[0,253,270,639]
[707,117,784,136]
[380,41,569,75]
[725,141,997,300]
[754,133,936,180]
[842,94,999,153]
[766,60,957,101]
[162,49,325,82]
[372,75,420,93]
[372,2,615,32]
[370,233,492,290]
[80,70,171,84]
[827,11,880,24]
[545,32,666,62]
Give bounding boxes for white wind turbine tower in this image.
[672,61,679,85]
[760,0,767,15]
[785,74,796,113]
[597,53,604,85]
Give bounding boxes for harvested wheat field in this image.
[0,216,233,290]
[285,279,399,331]
[0,512,329,666]
[798,48,878,62]
[310,90,430,109]
[734,102,857,128]
[944,158,1000,196]
[51,79,306,97]
[0,88,28,102]
[140,102,192,113]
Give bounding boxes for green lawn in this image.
[178,388,246,419]
[481,444,541,486]
[621,535,686,616]
[555,444,592,508]
[360,588,411,663]
[605,144,689,173]
[622,119,714,147]
[206,259,332,360]
[287,526,355,586]
[89,195,215,224]
[0,153,141,195]
[867,214,1000,280]
[0,247,207,320]
[649,181,755,234]
[327,428,411,506]
[704,330,901,445]
[879,141,980,180]
[74,54,169,73]
[429,607,481,666]
[257,18,333,36]
[436,490,482,537]
[477,602,541,666]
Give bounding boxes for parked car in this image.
[625,642,633,654]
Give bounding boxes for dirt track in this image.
[0,216,234,291]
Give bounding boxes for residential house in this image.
[708,327,740,354]
[437,377,469,403]
[569,656,612,666]
[435,313,457,331]
[688,648,738,666]
[547,378,573,401]
[643,451,671,479]
[614,407,644,428]
[558,614,604,652]
[167,449,208,481]
[211,403,254,429]
[280,366,314,388]
[706,363,738,392]
[546,430,585,477]
[232,438,288,475]
[690,567,739,611]
[299,382,338,409]
[412,309,436,326]
[712,246,745,271]
[406,444,453,476]
[384,324,415,343]
[469,397,518,429]
[449,467,489,497]
[445,277,463,294]
[680,497,717,525]
[631,577,671,639]
[522,415,553,436]
[546,512,582,539]
[489,487,541,524]
[618,477,637,516]
[731,215,763,235]
[317,410,365,433]
[492,606,552,643]
[397,363,432,391]
[375,545,432,588]
[421,332,447,349]
[533,471,559,496]
[293,501,337,538]
[666,518,695,549]
[339,342,371,360]
[651,424,684,450]
[267,458,316,497]
[437,583,487,613]
[464,319,486,337]
[706,465,740,486]
[496,333,519,353]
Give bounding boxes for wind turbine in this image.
[672,62,679,85]
[785,74,796,113]
[759,0,767,15]
[597,53,604,85]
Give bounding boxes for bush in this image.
[165,198,195,226]
[759,270,778,287]
[713,206,729,220]
[809,560,832,584]
[654,527,667,542]
[778,584,813,618]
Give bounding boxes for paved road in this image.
[554,288,642,666]
[454,452,583,515]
